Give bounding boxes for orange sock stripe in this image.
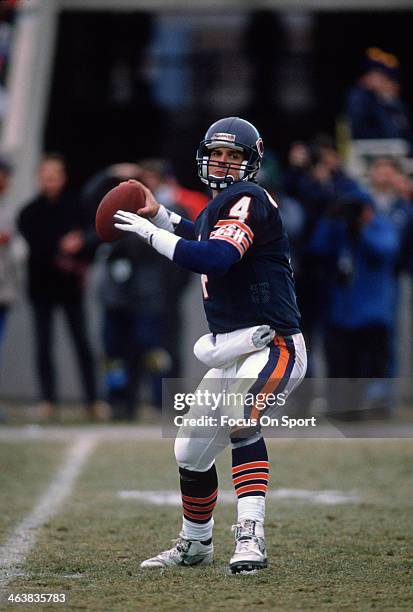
[183,509,214,521]
[250,336,290,421]
[232,472,269,486]
[235,483,268,497]
[182,499,217,513]
[232,461,269,475]
[181,488,218,504]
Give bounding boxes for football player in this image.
[114,117,307,573]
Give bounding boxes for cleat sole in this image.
[230,560,267,574]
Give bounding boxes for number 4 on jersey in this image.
[228,196,251,222]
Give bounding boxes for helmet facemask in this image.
[197,141,261,190]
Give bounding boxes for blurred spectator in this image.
[284,137,368,375]
[99,235,183,420]
[137,159,196,379]
[284,136,367,239]
[0,158,17,362]
[18,154,100,420]
[368,157,413,220]
[310,197,399,419]
[367,157,413,384]
[367,157,413,270]
[84,163,192,420]
[345,48,413,149]
[367,158,413,282]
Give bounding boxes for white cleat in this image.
[140,537,213,569]
[229,520,267,574]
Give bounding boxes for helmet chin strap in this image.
[208,175,235,190]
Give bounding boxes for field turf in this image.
[0,429,412,611]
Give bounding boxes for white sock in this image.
[237,496,265,524]
[180,517,214,542]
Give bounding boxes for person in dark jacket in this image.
[367,157,413,382]
[345,48,413,149]
[18,153,99,420]
[284,137,368,376]
[310,197,399,419]
[83,163,192,420]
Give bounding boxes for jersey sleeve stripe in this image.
[209,228,252,251]
[215,219,254,242]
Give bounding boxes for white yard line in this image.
[0,434,97,589]
[118,489,361,506]
[0,425,162,441]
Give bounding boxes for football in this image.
[95,180,146,242]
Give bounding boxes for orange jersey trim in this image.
[215,219,254,242]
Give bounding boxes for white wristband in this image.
[151,205,182,233]
[151,228,181,260]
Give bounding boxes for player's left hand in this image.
[252,325,276,348]
[136,182,161,219]
[113,209,156,244]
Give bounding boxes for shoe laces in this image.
[232,520,259,551]
[162,537,190,560]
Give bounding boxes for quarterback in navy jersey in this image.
[114,117,307,574]
[194,179,301,335]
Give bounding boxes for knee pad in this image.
[174,436,214,472]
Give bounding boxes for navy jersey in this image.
[194,181,301,335]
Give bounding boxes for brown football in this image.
[95,180,146,242]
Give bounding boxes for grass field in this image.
[0,426,412,611]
